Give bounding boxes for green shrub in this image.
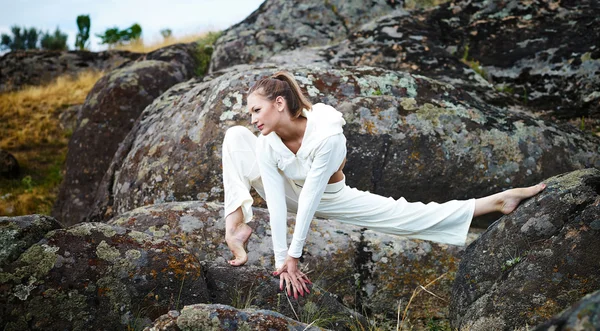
[41,27,68,51]
[194,31,222,77]
[1,26,40,50]
[96,23,142,47]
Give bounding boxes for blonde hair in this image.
[248,71,312,118]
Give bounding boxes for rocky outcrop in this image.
[104,200,478,323]
[146,304,324,331]
[426,0,600,120]
[52,43,200,227]
[532,289,600,331]
[209,0,402,73]
[320,9,513,108]
[0,222,208,330]
[0,215,61,268]
[0,49,140,93]
[202,262,367,330]
[88,65,599,224]
[212,0,600,122]
[143,43,199,78]
[0,214,376,330]
[450,168,600,330]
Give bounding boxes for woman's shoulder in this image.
[308,103,345,130]
[311,103,338,113]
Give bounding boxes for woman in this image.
[222,71,546,299]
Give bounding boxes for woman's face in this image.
[247,92,284,136]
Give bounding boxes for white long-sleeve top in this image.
[256,103,347,268]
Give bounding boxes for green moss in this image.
[401,97,418,111]
[4,288,93,330]
[12,244,58,282]
[66,223,93,236]
[404,0,451,9]
[97,276,133,316]
[96,240,121,262]
[496,84,514,94]
[177,306,222,330]
[194,31,223,77]
[461,44,488,80]
[354,71,418,98]
[0,223,20,263]
[0,147,67,216]
[581,52,592,62]
[128,230,151,244]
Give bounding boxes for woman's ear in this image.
[275,96,285,112]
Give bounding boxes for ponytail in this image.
[248,71,312,118]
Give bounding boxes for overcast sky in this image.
[0,0,264,51]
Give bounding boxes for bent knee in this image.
[224,126,255,144]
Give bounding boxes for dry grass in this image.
[111,32,214,53]
[0,70,104,216]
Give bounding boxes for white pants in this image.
[222,126,475,246]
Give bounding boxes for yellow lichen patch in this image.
[528,298,561,320]
[166,250,202,280]
[363,119,377,134]
[400,97,418,111]
[564,228,579,239]
[96,241,122,262]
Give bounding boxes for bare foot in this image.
[225,222,252,266]
[499,183,547,214]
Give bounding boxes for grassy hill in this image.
[0,70,104,216]
[0,31,220,217]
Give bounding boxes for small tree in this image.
[96,23,142,48]
[96,27,121,46]
[75,15,91,50]
[41,27,68,50]
[122,23,142,42]
[0,26,40,50]
[160,28,172,40]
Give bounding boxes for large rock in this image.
[143,43,199,78]
[321,9,514,108]
[105,200,479,325]
[146,304,323,331]
[88,65,599,224]
[202,262,367,330]
[212,0,599,123]
[0,215,62,268]
[532,289,600,331]
[426,0,600,121]
[0,49,140,93]
[450,168,600,330]
[53,43,200,227]
[0,222,208,330]
[209,0,401,73]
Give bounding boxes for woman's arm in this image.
[256,139,289,269]
[288,134,347,259]
[273,134,346,298]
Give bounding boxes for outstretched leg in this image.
[315,179,547,247]
[473,183,546,217]
[225,207,252,266]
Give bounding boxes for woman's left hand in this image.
[273,255,311,299]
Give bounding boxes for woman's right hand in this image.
[278,271,311,299]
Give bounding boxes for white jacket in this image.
[256,103,347,267]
